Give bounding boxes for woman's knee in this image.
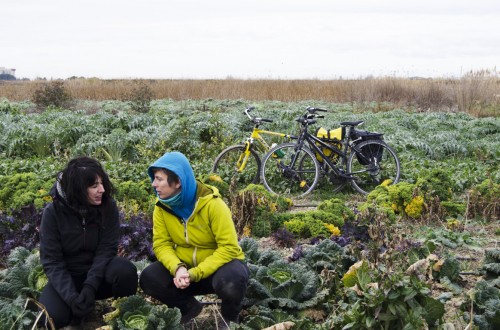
[38,284,72,328]
[106,256,138,295]
[139,261,169,294]
[213,260,249,302]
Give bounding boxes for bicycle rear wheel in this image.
[348,140,400,194]
[212,144,261,192]
[260,143,320,199]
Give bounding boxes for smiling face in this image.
[87,176,105,206]
[152,169,181,200]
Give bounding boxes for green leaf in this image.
[423,296,445,325]
[378,313,399,321]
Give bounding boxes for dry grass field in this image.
[1,69,499,117]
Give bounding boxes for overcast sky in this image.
[1,0,499,80]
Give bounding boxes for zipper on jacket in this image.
[192,247,198,267]
[183,221,188,243]
[82,217,86,249]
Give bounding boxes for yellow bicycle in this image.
[211,106,297,191]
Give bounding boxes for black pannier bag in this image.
[351,130,384,165]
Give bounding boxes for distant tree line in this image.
[0,73,16,80]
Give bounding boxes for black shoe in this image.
[180,299,203,324]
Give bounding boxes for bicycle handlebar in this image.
[244,106,273,124]
[306,106,328,113]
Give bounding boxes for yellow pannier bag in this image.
[315,127,344,162]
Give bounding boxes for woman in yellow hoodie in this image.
[139,152,248,327]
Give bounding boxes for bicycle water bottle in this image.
[271,143,285,158]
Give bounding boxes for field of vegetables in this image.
[0,96,499,329]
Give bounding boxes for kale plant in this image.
[0,247,47,329]
[329,260,445,329]
[301,239,356,275]
[482,248,500,281]
[0,204,42,266]
[104,295,182,330]
[244,259,328,311]
[239,237,282,267]
[271,228,296,248]
[234,305,316,330]
[118,212,155,262]
[462,281,500,329]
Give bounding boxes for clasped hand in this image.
[71,285,95,318]
[174,266,191,289]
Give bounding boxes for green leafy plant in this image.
[234,305,315,330]
[244,259,328,311]
[230,184,292,238]
[0,247,47,328]
[468,179,500,221]
[329,260,445,329]
[0,173,52,211]
[462,281,500,329]
[301,239,356,274]
[103,295,182,330]
[239,237,282,273]
[482,248,500,281]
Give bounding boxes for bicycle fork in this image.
[234,142,253,172]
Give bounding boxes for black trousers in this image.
[39,256,138,328]
[139,259,249,322]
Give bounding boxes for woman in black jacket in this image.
[39,156,138,328]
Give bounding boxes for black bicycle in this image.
[260,107,401,199]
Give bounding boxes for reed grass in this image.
[1,70,498,116]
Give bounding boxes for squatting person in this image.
[39,156,138,328]
[139,151,249,328]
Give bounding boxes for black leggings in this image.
[39,256,138,328]
[139,259,249,322]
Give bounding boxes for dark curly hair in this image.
[59,156,115,210]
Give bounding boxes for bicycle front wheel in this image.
[260,143,320,199]
[348,140,400,194]
[212,144,261,192]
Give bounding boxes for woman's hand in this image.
[174,266,191,289]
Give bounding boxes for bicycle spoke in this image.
[261,143,319,199]
[212,145,260,192]
[348,140,400,194]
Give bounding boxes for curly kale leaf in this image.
[462,281,500,329]
[240,237,281,267]
[106,295,182,330]
[151,305,182,330]
[301,239,356,274]
[237,306,312,330]
[244,260,328,311]
[0,296,39,329]
[0,247,45,299]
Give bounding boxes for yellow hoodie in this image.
[152,181,245,282]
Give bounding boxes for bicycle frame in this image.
[249,128,295,153]
[233,123,297,173]
[295,128,371,180]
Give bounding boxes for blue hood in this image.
[148,152,197,220]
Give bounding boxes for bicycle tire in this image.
[347,140,400,194]
[260,143,320,199]
[212,144,261,192]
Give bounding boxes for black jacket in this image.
[39,187,119,305]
